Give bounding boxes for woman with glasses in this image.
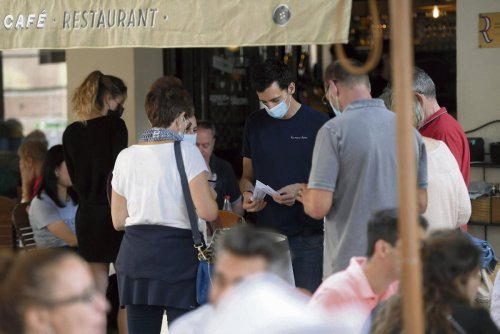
[111,76,218,333]
[0,248,109,334]
[62,71,128,331]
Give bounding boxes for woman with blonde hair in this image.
[18,138,47,202]
[62,71,128,329]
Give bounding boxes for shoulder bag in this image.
[174,140,214,305]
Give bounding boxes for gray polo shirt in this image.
[308,99,427,277]
[29,192,77,248]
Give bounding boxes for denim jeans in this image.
[127,304,188,334]
[287,233,324,293]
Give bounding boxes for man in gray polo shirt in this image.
[298,60,428,277]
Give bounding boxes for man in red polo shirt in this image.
[413,67,470,186]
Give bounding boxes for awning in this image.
[0,0,352,50]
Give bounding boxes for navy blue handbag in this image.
[195,259,214,304]
[174,141,214,305]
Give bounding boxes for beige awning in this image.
[0,0,352,50]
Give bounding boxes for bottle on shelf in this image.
[223,195,232,212]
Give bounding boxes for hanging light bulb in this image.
[432,5,440,19]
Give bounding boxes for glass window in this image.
[2,49,67,148]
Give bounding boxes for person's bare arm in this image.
[46,221,78,246]
[239,157,266,212]
[189,172,219,221]
[297,185,333,220]
[417,188,427,214]
[111,190,129,231]
[20,160,36,202]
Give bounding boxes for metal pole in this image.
[389,0,424,333]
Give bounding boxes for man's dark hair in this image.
[366,208,428,257]
[217,225,287,268]
[197,120,217,137]
[324,59,370,88]
[251,59,292,92]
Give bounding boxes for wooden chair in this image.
[0,196,17,251]
[12,202,37,250]
[0,196,17,250]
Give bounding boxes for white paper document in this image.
[251,180,279,201]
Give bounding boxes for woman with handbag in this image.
[372,230,499,334]
[111,76,218,333]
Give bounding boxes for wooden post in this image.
[389,0,424,333]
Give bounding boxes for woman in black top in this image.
[372,230,499,334]
[62,71,127,294]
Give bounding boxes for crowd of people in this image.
[0,56,498,334]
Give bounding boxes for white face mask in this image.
[176,116,190,139]
[329,99,342,118]
[325,85,341,118]
[263,93,290,119]
[183,133,197,145]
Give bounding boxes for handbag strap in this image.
[174,141,204,249]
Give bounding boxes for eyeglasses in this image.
[26,286,101,308]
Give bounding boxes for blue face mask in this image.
[264,93,290,119]
[183,133,197,145]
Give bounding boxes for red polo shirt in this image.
[419,107,470,186]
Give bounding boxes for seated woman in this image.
[372,230,499,333]
[29,144,78,248]
[0,248,109,334]
[18,134,47,202]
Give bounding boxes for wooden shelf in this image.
[471,162,500,168]
[469,221,497,226]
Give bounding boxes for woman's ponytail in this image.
[72,70,103,121]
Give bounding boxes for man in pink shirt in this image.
[309,209,428,332]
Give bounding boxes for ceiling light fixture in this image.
[432,5,440,19]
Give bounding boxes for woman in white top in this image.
[382,90,471,230]
[422,136,471,230]
[412,100,471,230]
[111,76,218,334]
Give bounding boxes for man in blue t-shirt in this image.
[240,59,329,293]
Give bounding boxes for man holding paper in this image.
[240,59,328,293]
